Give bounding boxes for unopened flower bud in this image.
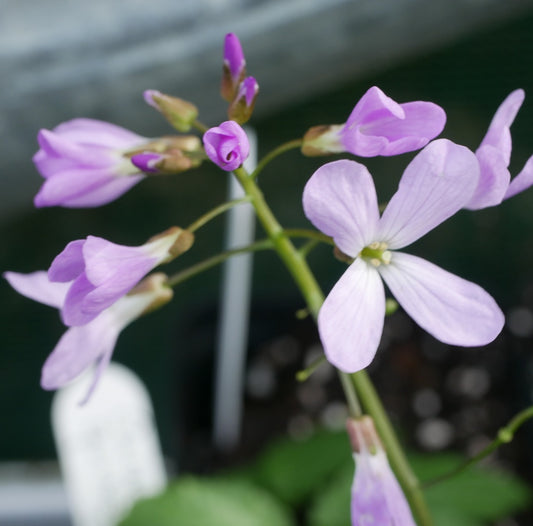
[221,33,246,102]
[128,135,203,175]
[144,90,199,132]
[203,121,250,172]
[228,76,259,124]
[130,152,163,173]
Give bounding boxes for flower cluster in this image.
[5,228,193,402]
[5,31,533,524]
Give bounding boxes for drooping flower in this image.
[303,139,504,372]
[466,89,533,209]
[346,416,416,526]
[33,118,152,208]
[4,271,173,403]
[203,121,250,171]
[48,227,193,326]
[302,86,446,158]
[221,33,247,102]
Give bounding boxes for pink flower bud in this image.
[221,33,247,101]
[203,121,250,171]
[228,76,259,124]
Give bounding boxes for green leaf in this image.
[251,429,351,505]
[307,464,352,526]
[118,476,296,526]
[410,453,532,523]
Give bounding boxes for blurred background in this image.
[2,0,533,524]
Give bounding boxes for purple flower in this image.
[466,89,533,209]
[303,139,504,372]
[221,33,247,102]
[203,121,250,171]
[48,227,193,326]
[4,271,172,403]
[302,86,446,157]
[347,417,416,525]
[33,118,150,208]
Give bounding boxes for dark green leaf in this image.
[118,476,296,526]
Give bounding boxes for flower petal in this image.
[504,154,533,200]
[41,313,120,391]
[53,118,146,150]
[379,252,504,346]
[378,139,479,249]
[466,145,510,209]
[318,258,385,372]
[83,236,157,287]
[352,452,416,525]
[341,86,446,157]
[478,89,524,166]
[57,173,145,208]
[3,271,70,308]
[303,159,380,257]
[48,240,86,282]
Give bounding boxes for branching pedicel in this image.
[5,32,533,526]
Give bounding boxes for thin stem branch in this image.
[423,405,533,489]
[166,239,273,288]
[283,228,334,246]
[193,119,209,134]
[251,139,303,180]
[187,196,251,233]
[296,355,327,381]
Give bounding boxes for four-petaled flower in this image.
[33,118,153,208]
[467,89,533,209]
[303,139,504,372]
[347,416,416,526]
[48,227,193,326]
[302,86,446,158]
[4,271,172,403]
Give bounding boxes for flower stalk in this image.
[231,165,432,525]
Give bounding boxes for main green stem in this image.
[232,165,432,526]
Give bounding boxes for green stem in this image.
[187,197,251,233]
[166,239,273,288]
[232,165,432,525]
[193,119,209,134]
[423,404,533,489]
[283,228,334,246]
[251,139,303,180]
[296,355,327,382]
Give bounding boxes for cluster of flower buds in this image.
[220,33,259,125]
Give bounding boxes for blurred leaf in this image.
[308,449,531,526]
[118,476,296,526]
[410,453,532,523]
[307,464,352,526]
[251,429,350,505]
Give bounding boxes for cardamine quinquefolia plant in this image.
[6,32,533,525]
